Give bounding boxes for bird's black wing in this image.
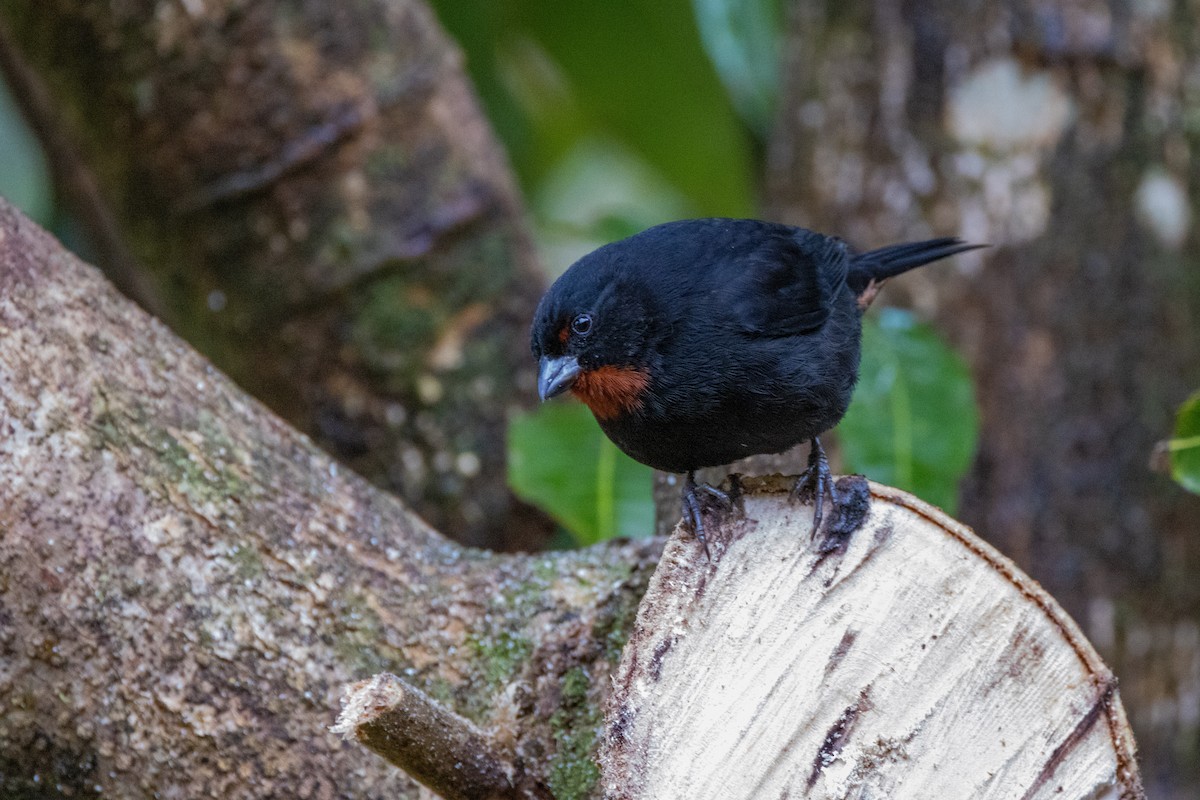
[722,227,849,337]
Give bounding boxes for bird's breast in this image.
[571,366,651,420]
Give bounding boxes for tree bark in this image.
[0,0,546,549]
[0,200,655,798]
[602,477,1143,799]
[767,1,1200,795]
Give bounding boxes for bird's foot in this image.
[817,475,871,554]
[682,471,734,559]
[793,437,838,537]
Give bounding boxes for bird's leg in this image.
[793,437,839,536]
[681,475,708,559]
[682,471,733,559]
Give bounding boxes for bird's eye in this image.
[571,313,593,336]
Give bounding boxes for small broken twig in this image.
[335,673,547,800]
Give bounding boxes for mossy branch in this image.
[0,199,656,798]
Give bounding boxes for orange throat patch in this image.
[571,366,650,420]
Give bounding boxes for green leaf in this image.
[532,137,698,278]
[837,308,978,513]
[1169,390,1200,494]
[0,78,54,226]
[429,0,754,218]
[691,0,783,136]
[509,402,655,545]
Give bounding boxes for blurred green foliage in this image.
[0,78,53,226]
[1170,390,1200,495]
[508,403,655,545]
[691,0,783,136]
[430,0,757,271]
[839,309,979,514]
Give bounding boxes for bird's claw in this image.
[683,472,733,559]
[695,481,733,510]
[793,437,838,537]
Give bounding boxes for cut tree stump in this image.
[601,476,1144,799]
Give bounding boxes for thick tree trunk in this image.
[0,0,545,549]
[767,2,1200,795]
[0,200,655,798]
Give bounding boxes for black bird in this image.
[531,218,981,552]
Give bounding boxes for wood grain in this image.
[603,477,1143,799]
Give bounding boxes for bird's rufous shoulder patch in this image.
[572,366,649,420]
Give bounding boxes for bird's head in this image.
[530,244,660,421]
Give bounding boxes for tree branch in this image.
[0,0,547,548]
[0,199,656,798]
[335,673,548,799]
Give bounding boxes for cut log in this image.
[602,476,1144,799]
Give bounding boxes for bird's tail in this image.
[847,238,984,297]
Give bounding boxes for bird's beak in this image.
[538,355,582,401]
